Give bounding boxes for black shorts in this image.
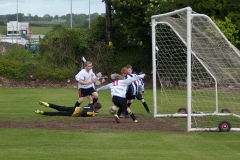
[112,96,127,112]
[127,93,143,101]
[126,94,135,100]
[78,87,96,98]
[135,93,143,100]
[126,87,133,100]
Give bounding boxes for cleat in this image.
[119,112,125,118]
[120,112,129,118]
[39,101,49,107]
[148,111,152,114]
[114,114,121,123]
[133,120,138,123]
[120,114,129,118]
[35,110,44,114]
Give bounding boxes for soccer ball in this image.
[109,106,117,114]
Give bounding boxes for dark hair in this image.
[93,102,102,110]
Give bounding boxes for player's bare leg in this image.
[126,107,137,122]
[87,95,93,105]
[74,97,84,107]
[123,99,133,117]
[91,92,98,105]
[140,99,152,114]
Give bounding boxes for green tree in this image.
[6,13,24,21]
[32,15,39,21]
[171,0,240,47]
[98,0,153,73]
[39,26,90,67]
[212,17,240,46]
[110,0,240,49]
[43,14,52,21]
[54,15,59,19]
[89,16,106,42]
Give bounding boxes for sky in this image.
[0,0,106,17]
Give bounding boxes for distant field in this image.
[30,20,65,26]
[30,26,53,35]
[0,25,52,35]
[0,26,6,35]
[0,20,65,35]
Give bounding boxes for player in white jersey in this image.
[79,57,99,106]
[74,61,98,108]
[96,67,145,123]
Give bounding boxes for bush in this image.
[39,26,89,67]
[33,64,75,80]
[0,59,33,79]
[0,47,76,80]
[0,47,35,79]
[2,47,33,61]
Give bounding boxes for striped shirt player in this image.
[124,65,152,115]
[96,70,145,123]
[124,73,139,98]
[74,61,98,108]
[35,101,102,117]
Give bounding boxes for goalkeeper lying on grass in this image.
[35,101,102,117]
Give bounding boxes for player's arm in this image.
[90,70,99,82]
[138,79,145,93]
[124,74,145,85]
[86,111,94,116]
[75,71,81,81]
[96,83,112,92]
[79,79,93,85]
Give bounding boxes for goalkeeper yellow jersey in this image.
[71,105,95,117]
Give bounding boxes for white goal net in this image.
[151,7,240,132]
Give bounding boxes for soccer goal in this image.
[151,7,240,132]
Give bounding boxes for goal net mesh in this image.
[153,8,240,131]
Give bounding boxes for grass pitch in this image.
[0,88,239,160]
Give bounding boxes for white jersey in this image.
[96,74,145,98]
[75,69,96,89]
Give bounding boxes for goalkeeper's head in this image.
[93,102,102,111]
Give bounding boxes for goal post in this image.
[151,7,240,132]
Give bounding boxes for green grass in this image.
[30,21,65,25]
[0,25,7,35]
[158,89,240,129]
[0,88,240,160]
[30,26,53,35]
